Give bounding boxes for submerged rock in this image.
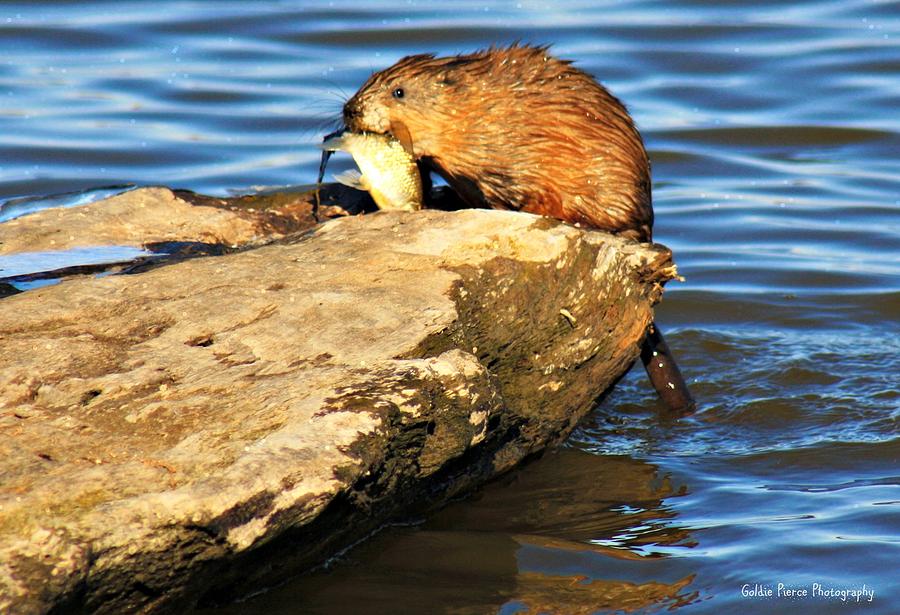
[0,191,677,613]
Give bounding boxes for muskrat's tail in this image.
[640,322,695,415]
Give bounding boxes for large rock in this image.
[0,202,676,613]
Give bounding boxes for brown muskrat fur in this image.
[343,43,653,242]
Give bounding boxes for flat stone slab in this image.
[0,184,365,257]
[0,204,676,613]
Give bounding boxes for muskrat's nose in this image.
[343,99,362,127]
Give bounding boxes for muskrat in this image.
[339,44,693,412]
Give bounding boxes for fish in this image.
[319,131,423,212]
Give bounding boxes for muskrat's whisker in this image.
[320,78,352,101]
[297,114,343,145]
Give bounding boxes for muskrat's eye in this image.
[392,87,405,100]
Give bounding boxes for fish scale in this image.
[320,131,423,212]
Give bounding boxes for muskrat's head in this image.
[343,53,476,159]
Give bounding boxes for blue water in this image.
[2,1,898,613]
[0,244,149,278]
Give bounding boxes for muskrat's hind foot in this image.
[640,322,695,415]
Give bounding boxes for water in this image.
[2,1,898,613]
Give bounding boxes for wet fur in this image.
[343,44,653,241]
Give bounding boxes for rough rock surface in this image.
[0,185,364,257]
[0,201,676,613]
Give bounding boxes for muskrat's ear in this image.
[391,121,415,156]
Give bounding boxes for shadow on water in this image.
[206,449,699,614]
